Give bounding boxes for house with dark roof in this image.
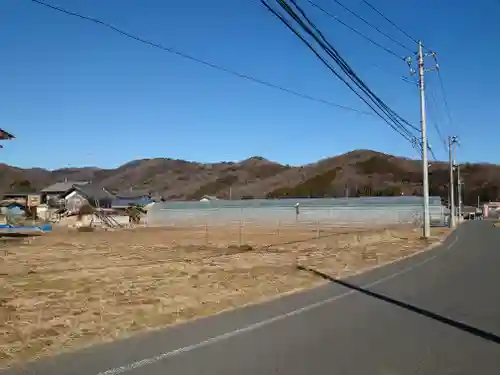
[41,181,90,205]
[112,189,156,209]
[62,184,114,214]
[115,189,152,200]
[41,181,90,195]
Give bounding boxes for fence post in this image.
[238,219,242,246]
[277,219,281,238]
[316,219,320,239]
[204,221,208,245]
[239,207,243,246]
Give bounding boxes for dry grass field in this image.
[0,224,449,368]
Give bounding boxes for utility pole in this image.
[448,136,458,228]
[457,163,462,220]
[408,43,443,236]
[417,41,431,238]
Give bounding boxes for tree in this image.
[10,179,33,193]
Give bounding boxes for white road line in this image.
[96,233,459,375]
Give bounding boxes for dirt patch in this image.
[0,225,449,368]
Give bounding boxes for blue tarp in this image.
[0,224,52,232]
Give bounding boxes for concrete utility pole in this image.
[448,136,458,228]
[417,41,431,238]
[457,163,462,220]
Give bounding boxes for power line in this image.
[426,81,448,153]
[298,0,420,137]
[436,69,454,133]
[427,53,454,136]
[360,0,420,46]
[263,0,421,150]
[27,0,374,117]
[368,63,418,86]
[400,76,418,86]
[329,0,414,53]
[306,0,404,60]
[428,146,437,161]
[292,0,420,135]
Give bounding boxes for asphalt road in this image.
[5,220,500,375]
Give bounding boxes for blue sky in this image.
[1,0,499,169]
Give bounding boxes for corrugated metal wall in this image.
[147,197,446,227]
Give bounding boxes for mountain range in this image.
[1,150,499,205]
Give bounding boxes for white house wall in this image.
[65,191,88,214]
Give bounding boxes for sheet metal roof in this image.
[41,181,90,193]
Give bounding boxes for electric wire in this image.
[305,0,404,60]
[27,0,373,116]
[263,0,421,152]
[287,0,418,134]
[290,0,420,133]
[282,0,420,136]
[426,81,448,154]
[265,3,415,144]
[360,0,420,46]
[31,0,426,154]
[436,69,454,133]
[329,0,414,53]
[263,2,415,142]
[367,63,418,86]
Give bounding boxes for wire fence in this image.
[137,221,418,248]
[145,205,447,247]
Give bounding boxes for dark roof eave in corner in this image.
[0,128,15,140]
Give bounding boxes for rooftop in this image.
[2,191,38,198]
[115,190,152,199]
[68,184,115,201]
[0,128,14,140]
[41,181,90,193]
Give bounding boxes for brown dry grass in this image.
[0,224,450,368]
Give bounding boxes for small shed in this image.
[1,191,39,206]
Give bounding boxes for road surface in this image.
[5,220,500,375]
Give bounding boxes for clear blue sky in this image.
[1,0,499,169]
